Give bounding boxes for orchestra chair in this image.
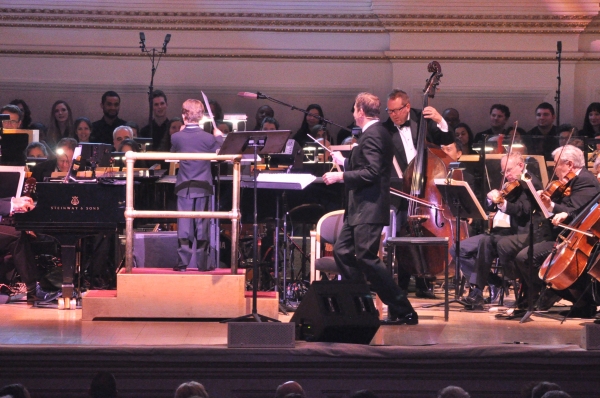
[287,203,326,281]
[309,209,396,283]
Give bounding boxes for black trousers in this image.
[0,225,37,288]
[333,221,414,316]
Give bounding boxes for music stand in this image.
[220,130,290,322]
[433,178,487,310]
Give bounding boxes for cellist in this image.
[382,88,454,299]
[513,144,600,318]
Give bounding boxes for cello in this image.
[399,61,469,277]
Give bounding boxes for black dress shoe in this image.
[27,285,61,304]
[460,287,484,310]
[537,289,561,311]
[495,308,527,319]
[381,312,418,325]
[172,267,187,272]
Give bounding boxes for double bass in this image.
[399,61,469,277]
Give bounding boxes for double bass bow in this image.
[398,61,469,278]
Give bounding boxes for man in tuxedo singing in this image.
[323,92,418,325]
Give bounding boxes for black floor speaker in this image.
[290,280,380,344]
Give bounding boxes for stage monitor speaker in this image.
[227,322,295,348]
[580,323,600,350]
[290,280,380,344]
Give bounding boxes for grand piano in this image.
[14,181,125,308]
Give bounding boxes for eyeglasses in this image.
[2,119,20,126]
[385,104,408,115]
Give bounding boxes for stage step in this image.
[82,268,279,321]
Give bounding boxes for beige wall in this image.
[1,1,599,142]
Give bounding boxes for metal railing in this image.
[124,151,242,273]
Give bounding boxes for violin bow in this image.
[499,121,519,188]
[547,127,576,184]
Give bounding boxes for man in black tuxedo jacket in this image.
[382,89,453,299]
[323,92,417,325]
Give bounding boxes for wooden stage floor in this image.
[1,290,600,398]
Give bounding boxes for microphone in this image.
[557,41,562,53]
[237,92,266,100]
[162,34,171,53]
[139,32,146,51]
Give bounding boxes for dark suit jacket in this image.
[382,108,453,174]
[170,124,223,198]
[343,121,393,226]
[0,197,11,217]
[30,159,58,182]
[553,168,600,215]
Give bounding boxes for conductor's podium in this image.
[81,268,279,320]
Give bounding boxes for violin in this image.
[492,180,522,205]
[542,171,576,201]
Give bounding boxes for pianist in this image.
[0,195,60,303]
[170,99,224,272]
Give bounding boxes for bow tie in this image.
[398,120,411,129]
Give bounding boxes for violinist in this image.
[451,151,547,311]
[513,144,600,318]
[382,89,454,299]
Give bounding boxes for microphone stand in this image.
[555,41,562,126]
[139,33,171,146]
[253,91,352,133]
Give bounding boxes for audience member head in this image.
[124,121,139,137]
[261,116,280,131]
[9,99,32,128]
[255,105,274,129]
[25,142,48,158]
[349,390,378,398]
[182,99,205,124]
[531,381,563,398]
[540,392,571,398]
[386,89,411,126]
[1,104,23,129]
[582,102,600,137]
[209,100,224,121]
[89,371,118,398]
[113,126,133,149]
[488,104,510,132]
[454,122,473,153]
[216,120,232,135]
[151,89,168,121]
[437,385,470,398]
[534,102,556,132]
[0,383,31,398]
[442,108,460,129]
[118,139,140,153]
[557,124,576,147]
[174,381,209,398]
[55,137,78,172]
[47,100,74,144]
[100,91,121,121]
[168,117,184,135]
[302,104,324,131]
[275,381,305,398]
[74,117,93,142]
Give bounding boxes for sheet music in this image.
[257,173,316,189]
[521,177,551,218]
[433,178,488,220]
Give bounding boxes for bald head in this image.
[275,381,305,398]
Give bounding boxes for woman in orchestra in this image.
[294,104,324,146]
[580,102,600,138]
[454,122,475,155]
[74,117,93,143]
[45,100,74,149]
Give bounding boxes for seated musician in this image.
[512,144,600,318]
[30,137,77,181]
[450,151,547,311]
[0,195,60,303]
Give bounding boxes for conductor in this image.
[322,92,418,325]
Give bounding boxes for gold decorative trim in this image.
[0,49,592,62]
